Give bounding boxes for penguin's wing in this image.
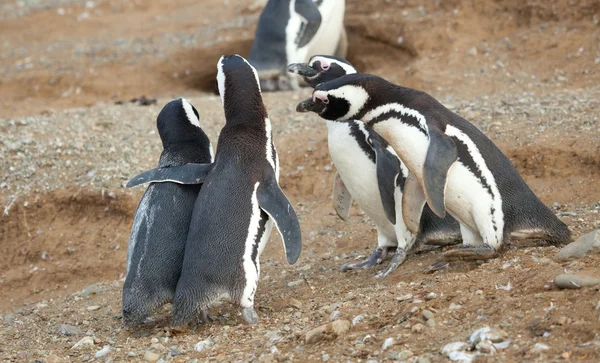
[257,179,302,265]
[402,173,427,234]
[294,0,322,48]
[367,130,402,225]
[332,172,353,221]
[125,163,214,188]
[423,127,458,218]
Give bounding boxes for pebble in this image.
[556,230,600,260]
[554,273,600,289]
[398,350,414,360]
[422,310,434,320]
[530,343,550,354]
[449,303,462,310]
[475,340,496,354]
[59,324,83,336]
[287,279,304,287]
[71,336,95,349]
[95,345,111,358]
[46,355,63,363]
[194,338,214,352]
[287,297,303,309]
[411,323,424,334]
[329,310,341,322]
[469,327,508,344]
[322,354,330,361]
[396,294,413,302]
[151,338,159,344]
[305,319,351,344]
[170,348,183,356]
[425,292,437,300]
[441,342,473,362]
[86,305,101,311]
[381,337,394,350]
[352,314,365,326]
[143,351,161,362]
[426,319,435,328]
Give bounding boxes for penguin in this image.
[287,55,461,278]
[247,0,347,92]
[134,55,302,326]
[122,98,214,327]
[295,73,572,267]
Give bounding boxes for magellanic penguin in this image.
[133,55,303,326]
[248,0,347,91]
[122,98,214,327]
[295,73,572,266]
[287,55,461,278]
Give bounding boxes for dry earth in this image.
[1,0,600,362]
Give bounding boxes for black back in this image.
[248,0,291,73]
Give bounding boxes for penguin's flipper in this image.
[368,132,401,225]
[126,163,214,188]
[423,128,458,218]
[333,172,353,221]
[257,180,302,265]
[402,173,427,234]
[294,0,322,48]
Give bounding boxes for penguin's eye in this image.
[321,63,330,71]
[321,97,329,104]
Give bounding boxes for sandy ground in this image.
[1,0,600,362]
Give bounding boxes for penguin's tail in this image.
[509,206,572,246]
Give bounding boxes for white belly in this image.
[326,121,394,237]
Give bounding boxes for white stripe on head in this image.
[237,54,262,93]
[180,98,200,128]
[315,85,369,120]
[216,56,226,105]
[309,56,357,75]
[241,182,262,307]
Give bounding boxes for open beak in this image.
[296,97,326,113]
[287,63,318,78]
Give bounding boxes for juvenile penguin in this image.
[122,98,214,327]
[296,73,571,265]
[288,56,460,277]
[248,0,347,91]
[143,55,302,326]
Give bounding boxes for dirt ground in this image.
[1,0,600,362]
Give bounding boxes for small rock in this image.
[426,319,435,328]
[418,356,431,363]
[71,336,95,349]
[556,230,600,260]
[469,327,508,345]
[381,337,394,350]
[530,343,550,354]
[411,323,424,334]
[305,326,327,344]
[554,273,600,289]
[322,354,330,361]
[476,340,496,354]
[425,292,437,301]
[441,342,472,361]
[151,338,159,344]
[422,310,434,320]
[398,350,414,360]
[396,294,413,302]
[86,305,101,311]
[329,310,341,322]
[170,348,183,356]
[95,345,111,358]
[305,320,351,344]
[287,297,302,309]
[449,303,462,310]
[194,338,214,352]
[46,355,63,363]
[287,279,304,287]
[331,319,351,335]
[143,351,160,362]
[467,47,478,56]
[59,324,83,336]
[352,314,365,326]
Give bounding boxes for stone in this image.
[305,326,327,344]
[352,314,365,326]
[329,310,341,322]
[305,320,351,344]
[554,273,600,289]
[426,319,435,328]
[449,303,462,310]
[95,345,111,359]
[46,355,64,363]
[287,279,304,287]
[425,292,437,301]
[331,319,351,335]
[194,338,214,352]
[322,354,330,361]
[71,336,95,350]
[287,298,303,309]
[530,343,550,354]
[422,310,434,321]
[398,350,414,360]
[151,338,159,344]
[411,323,424,334]
[59,324,83,336]
[143,351,160,362]
[556,230,600,260]
[476,340,496,354]
[86,305,101,311]
[396,294,413,302]
[381,337,394,350]
[469,327,508,345]
[170,348,183,356]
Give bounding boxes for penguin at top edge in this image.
[295,70,572,270]
[247,0,347,92]
[287,55,461,278]
[136,54,302,326]
[122,98,214,327]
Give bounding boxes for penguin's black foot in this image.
[411,244,441,255]
[442,245,498,261]
[423,260,449,274]
[241,307,259,325]
[341,246,393,271]
[196,309,216,325]
[375,248,407,279]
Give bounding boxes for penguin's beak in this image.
[287,63,318,78]
[296,97,326,114]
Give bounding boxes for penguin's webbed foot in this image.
[442,244,498,261]
[341,246,392,272]
[241,307,259,325]
[375,248,407,279]
[196,309,216,325]
[423,260,450,274]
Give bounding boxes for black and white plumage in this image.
[289,56,461,278]
[247,0,347,91]
[145,55,302,326]
[296,72,571,264]
[122,98,214,327]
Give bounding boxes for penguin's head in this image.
[287,55,358,88]
[296,73,375,120]
[156,98,212,152]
